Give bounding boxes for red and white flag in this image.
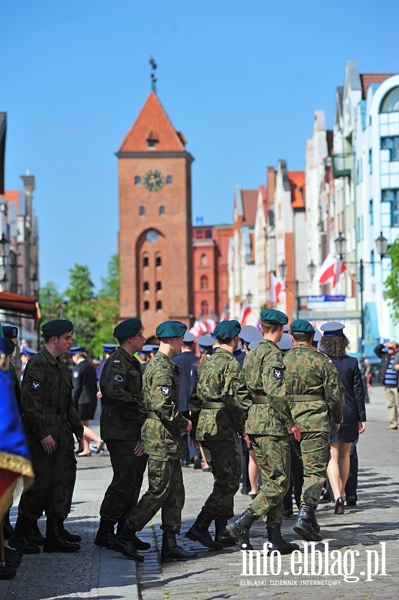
[270,275,286,303]
[239,301,252,325]
[318,254,346,289]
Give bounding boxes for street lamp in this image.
[307,260,317,281]
[375,231,388,257]
[334,232,347,259]
[30,273,39,297]
[0,233,10,289]
[246,290,253,306]
[278,260,288,280]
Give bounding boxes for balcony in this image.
[332,153,352,178]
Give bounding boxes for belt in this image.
[43,407,63,415]
[252,396,269,404]
[290,394,324,402]
[201,401,225,409]
[147,411,159,420]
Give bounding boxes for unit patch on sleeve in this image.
[114,374,124,382]
[113,360,121,366]
[273,369,282,380]
[31,380,41,390]
[161,386,170,396]
[73,370,79,378]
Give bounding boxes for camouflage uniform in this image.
[18,347,83,523]
[125,351,189,534]
[190,348,250,519]
[99,346,147,526]
[283,345,344,508]
[243,339,295,527]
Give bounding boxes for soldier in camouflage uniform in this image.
[94,318,149,561]
[283,319,344,542]
[11,319,84,555]
[187,320,250,549]
[112,321,196,563]
[227,309,301,554]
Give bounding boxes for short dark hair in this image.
[216,336,233,344]
[292,331,313,343]
[261,323,280,334]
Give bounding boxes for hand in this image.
[97,391,102,398]
[291,425,301,442]
[331,422,341,434]
[243,434,251,449]
[41,435,57,454]
[134,440,144,457]
[358,421,366,434]
[186,420,192,433]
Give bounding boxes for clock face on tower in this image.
[143,169,165,192]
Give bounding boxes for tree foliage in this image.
[384,240,399,321]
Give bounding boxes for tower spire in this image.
[149,56,157,93]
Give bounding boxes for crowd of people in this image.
[1,309,369,579]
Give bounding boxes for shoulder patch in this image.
[161,385,170,396]
[73,370,79,378]
[273,368,282,380]
[31,380,41,390]
[113,359,121,365]
[114,374,124,382]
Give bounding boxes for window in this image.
[200,275,208,290]
[159,205,165,215]
[143,281,149,291]
[156,256,162,267]
[381,137,399,161]
[380,87,399,113]
[156,301,162,310]
[201,253,208,267]
[144,301,149,310]
[201,300,209,316]
[382,189,399,226]
[156,281,162,291]
[369,200,373,225]
[135,176,141,184]
[371,250,375,277]
[147,140,156,150]
[143,256,149,267]
[166,175,172,184]
[368,149,372,175]
[139,206,145,215]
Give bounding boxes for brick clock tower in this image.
[117,91,194,336]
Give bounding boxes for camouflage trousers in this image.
[64,435,77,519]
[291,431,330,509]
[247,434,291,528]
[100,439,147,524]
[201,438,242,520]
[126,456,184,534]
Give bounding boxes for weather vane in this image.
[150,57,157,92]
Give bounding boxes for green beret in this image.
[290,319,315,334]
[260,309,288,325]
[2,325,18,339]
[3,338,16,356]
[113,318,142,340]
[156,320,187,339]
[214,319,241,340]
[42,319,74,337]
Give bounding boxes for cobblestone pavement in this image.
[1,385,398,599]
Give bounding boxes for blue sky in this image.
[2,0,399,292]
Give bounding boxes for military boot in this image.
[186,510,222,549]
[94,519,115,548]
[110,526,144,562]
[293,504,322,542]
[43,519,81,553]
[29,522,45,546]
[226,511,259,550]
[0,566,16,580]
[161,530,197,562]
[60,520,81,543]
[117,520,150,550]
[3,509,14,540]
[214,517,236,547]
[267,525,300,555]
[9,515,40,554]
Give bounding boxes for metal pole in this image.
[295,280,299,318]
[360,259,364,358]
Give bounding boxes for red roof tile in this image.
[360,74,393,99]
[118,91,186,152]
[288,171,305,209]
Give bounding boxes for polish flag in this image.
[318,254,346,289]
[219,311,229,322]
[270,275,286,303]
[239,302,252,325]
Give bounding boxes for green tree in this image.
[385,240,399,321]
[91,255,120,357]
[63,264,98,349]
[39,281,63,322]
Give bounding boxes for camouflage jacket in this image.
[21,347,83,446]
[190,348,250,442]
[141,351,189,460]
[100,346,144,441]
[243,339,295,436]
[283,345,345,432]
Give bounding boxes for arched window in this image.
[200,275,208,290]
[166,175,172,184]
[156,281,162,291]
[159,205,165,215]
[144,301,149,311]
[156,256,162,267]
[143,281,149,291]
[135,176,141,184]
[143,256,149,267]
[201,300,209,316]
[380,87,399,113]
[139,206,145,215]
[156,301,162,310]
[201,253,208,267]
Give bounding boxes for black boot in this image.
[226,511,258,550]
[110,526,144,561]
[214,517,236,547]
[29,522,45,546]
[186,510,222,549]
[293,504,322,542]
[161,530,197,562]
[267,525,299,555]
[0,566,16,580]
[117,520,150,550]
[3,510,14,540]
[9,515,40,554]
[94,520,115,548]
[43,519,81,553]
[60,521,81,543]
